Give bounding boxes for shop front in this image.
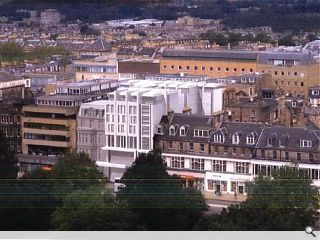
[205,172,253,195]
[167,170,205,192]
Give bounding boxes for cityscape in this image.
[0,0,319,233]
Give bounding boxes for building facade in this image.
[155,114,320,196]
[77,101,107,173]
[20,79,118,173]
[97,79,225,180]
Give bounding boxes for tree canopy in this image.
[51,187,141,230]
[117,150,208,230]
[0,130,18,179]
[196,165,319,231]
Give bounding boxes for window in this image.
[210,67,214,71]
[171,156,184,169]
[171,65,174,69]
[200,143,205,152]
[246,134,256,145]
[194,66,198,70]
[251,110,256,118]
[212,160,226,172]
[169,126,176,136]
[202,66,205,71]
[232,134,240,144]
[261,150,265,158]
[273,151,277,160]
[191,158,204,171]
[180,127,186,136]
[213,134,223,143]
[300,140,312,148]
[297,152,301,161]
[189,142,194,151]
[285,152,289,160]
[224,146,228,154]
[217,67,221,72]
[157,125,163,134]
[168,141,173,149]
[267,137,273,146]
[233,68,237,72]
[250,68,253,72]
[309,153,314,162]
[179,142,183,150]
[241,68,245,72]
[232,148,236,154]
[186,66,190,70]
[178,66,182,70]
[225,67,229,72]
[235,162,249,174]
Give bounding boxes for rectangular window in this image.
[212,160,226,172]
[285,152,289,160]
[200,143,205,152]
[297,152,301,161]
[191,158,204,171]
[168,141,173,149]
[171,156,184,169]
[179,142,183,150]
[189,142,194,151]
[273,151,277,160]
[235,162,250,174]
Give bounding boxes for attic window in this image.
[194,129,209,138]
[267,137,273,146]
[292,101,297,107]
[300,140,312,148]
[157,125,163,135]
[246,134,256,145]
[232,133,240,145]
[169,126,176,136]
[180,126,186,136]
[213,134,223,143]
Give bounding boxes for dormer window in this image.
[194,129,209,138]
[292,101,297,107]
[300,140,312,148]
[157,125,163,135]
[232,133,240,145]
[246,136,255,145]
[213,134,223,143]
[169,126,176,136]
[180,127,186,136]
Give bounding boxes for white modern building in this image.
[97,79,225,180]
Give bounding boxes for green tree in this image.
[117,150,207,230]
[0,130,18,178]
[0,42,24,60]
[51,187,141,230]
[0,151,105,230]
[196,166,319,231]
[278,35,296,46]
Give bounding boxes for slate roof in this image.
[83,38,111,52]
[157,113,213,143]
[210,122,264,148]
[162,49,259,61]
[258,52,314,65]
[156,114,320,153]
[257,126,320,152]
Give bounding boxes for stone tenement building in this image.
[154,113,320,195]
[0,72,32,153]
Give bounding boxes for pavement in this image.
[204,192,247,203]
